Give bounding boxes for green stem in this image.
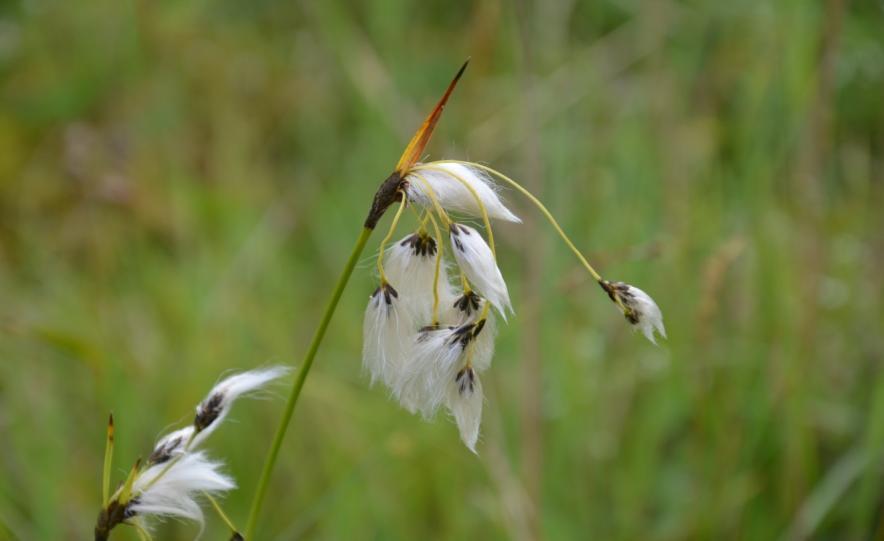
[245,227,373,539]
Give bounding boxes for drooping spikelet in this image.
[446,366,484,453]
[382,233,455,325]
[362,282,414,387]
[601,281,667,344]
[449,223,512,318]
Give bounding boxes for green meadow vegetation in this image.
[1,0,882,539]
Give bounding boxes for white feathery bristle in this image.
[383,233,456,326]
[194,366,291,440]
[446,367,484,454]
[394,325,467,417]
[622,283,666,344]
[206,366,290,400]
[130,451,235,525]
[362,283,415,387]
[471,316,496,374]
[449,223,512,318]
[405,162,521,223]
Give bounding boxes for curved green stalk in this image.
[440,160,604,282]
[245,227,373,539]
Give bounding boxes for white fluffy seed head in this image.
[130,451,235,526]
[393,324,475,417]
[362,282,416,387]
[446,366,484,453]
[383,233,456,326]
[405,162,521,223]
[193,366,290,440]
[605,281,666,344]
[449,223,512,318]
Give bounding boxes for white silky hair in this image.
[130,451,235,526]
[405,162,521,223]
[362,284,415,387]
[622,284,666,344]
[470,315,496,373]
[394,326,467,418]
[203,366,290,404]
[382,233,457,326]
[446,368,484,454]
[195,366,291,440]
[449,223,512,318]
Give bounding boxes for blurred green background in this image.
[1,0,882,539]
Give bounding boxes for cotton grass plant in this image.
[94,367,289,541]
[243,60,665,538]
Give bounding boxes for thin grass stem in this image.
[245,226,374,539]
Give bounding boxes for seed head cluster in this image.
[363,163,514,453]
[362,158,666,453]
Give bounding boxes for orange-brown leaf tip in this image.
[107,413,114,439]
[394,60,470,174]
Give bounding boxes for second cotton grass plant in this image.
[94,367,289,540]
[243,60,665,538]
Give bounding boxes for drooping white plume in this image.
[394,324,474,417]
[405,162,521,223]
[362,283,415,387]
[446,366,484,453]
[382,233,456,326]
[193,366,291,443]
[449,223,512,318]
[130,451,235,525]
[604,281,666,344]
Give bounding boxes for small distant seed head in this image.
[599,280,640,323]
